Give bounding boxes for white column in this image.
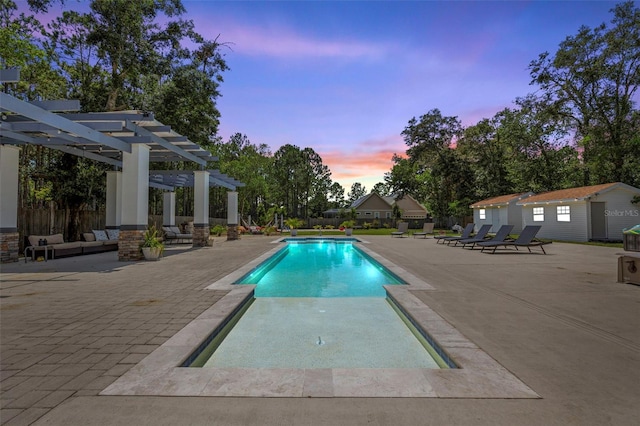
[227,191,238,225]
[105,171,122,228]
[120,144,149,229]
[163,191,176,227]
[0,145,20,231]
[193,171,210,226]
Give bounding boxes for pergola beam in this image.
[0,93,131,153]
[125,121,209,166]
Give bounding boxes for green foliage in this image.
[210,224,226,236]
[263,225,277,236]
[142,226,164,249]
[271,144,334,219]
[528,1,640,186]
[340,220,356,229]
[284,218,303,229]
[347,182,367,204]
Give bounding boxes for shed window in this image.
[374,212,380,219]
[479,209,486,220]
[557,205,570,222]
[365,212,372,216]
[385,212,391,219]
[533,207,544,222]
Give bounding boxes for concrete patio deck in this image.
[1,235,638,425]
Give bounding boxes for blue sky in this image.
[38,0,629,192]
[184,0,626,192]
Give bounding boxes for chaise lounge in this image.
[391,222,409,238]
[468,224,515,251]
[478,225,550,254]
[435,223,474,245]
[455,224,493,248]
[413,222,435,238]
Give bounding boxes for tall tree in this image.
[401,109,472,221]
[457,117,513,200]
[496,95,581,193]
[213,133,272,221]
[327,182,346,209]
[271,144,332,219]
[347,182,367,205]
[529,1,640,186]
[371,182,391,197]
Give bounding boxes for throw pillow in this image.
[106,229,120,240]
[92,230,108,241]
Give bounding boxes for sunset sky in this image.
[188,0,625,193]
[38,0,628,193]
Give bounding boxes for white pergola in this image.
[0,87,243,262]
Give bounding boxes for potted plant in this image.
[263,225,277,236]
[340,220,356,236]
[141,225,164,260]
[210,224,226,237]
[284,218,304,236]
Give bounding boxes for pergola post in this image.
[105,171,122,229]
[227,191,239,240]
[162,191,176,227]
[0,145,20,263]
[118,144,149,261]
[193,170,209,246]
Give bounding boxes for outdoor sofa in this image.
[162,226,193,244]
[24,230,118,262]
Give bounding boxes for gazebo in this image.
[0,75,243,262]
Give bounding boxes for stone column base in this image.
[118,229,145,261]
[227,224,239,241]
[192,224,209,247]
[0,231,19,263]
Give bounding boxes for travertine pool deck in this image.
[1,235,638,425]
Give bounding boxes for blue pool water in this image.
[235,241,405,297]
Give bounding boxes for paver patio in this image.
[1,235,638,425]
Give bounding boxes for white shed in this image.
[517,182,640,242]
[470,193,534,233]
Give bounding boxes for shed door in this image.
[591,202,607,240]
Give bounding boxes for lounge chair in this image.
[455,224,493,247]
[434,223,474,245]
[391,222,409,238]
[479,225,550,254]
[466,224,514,250]
[162,226,193,244]
[413,223,435,238]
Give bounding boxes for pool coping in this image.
[101,241,539,398]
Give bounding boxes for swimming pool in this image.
[184,240,451,369]
[235,241,404,297]
[103,239,538,398]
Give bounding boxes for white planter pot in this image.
[345,228,353,236]
[142,246,163,261]
[291,229,298,237]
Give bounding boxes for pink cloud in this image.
[196,18,389,60]
[319,138,405,190]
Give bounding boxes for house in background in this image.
[351,193,394,221]
[470,192,534,233]
[383,194,429,220]
[517,182,640,242]
[347,193,429,223]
